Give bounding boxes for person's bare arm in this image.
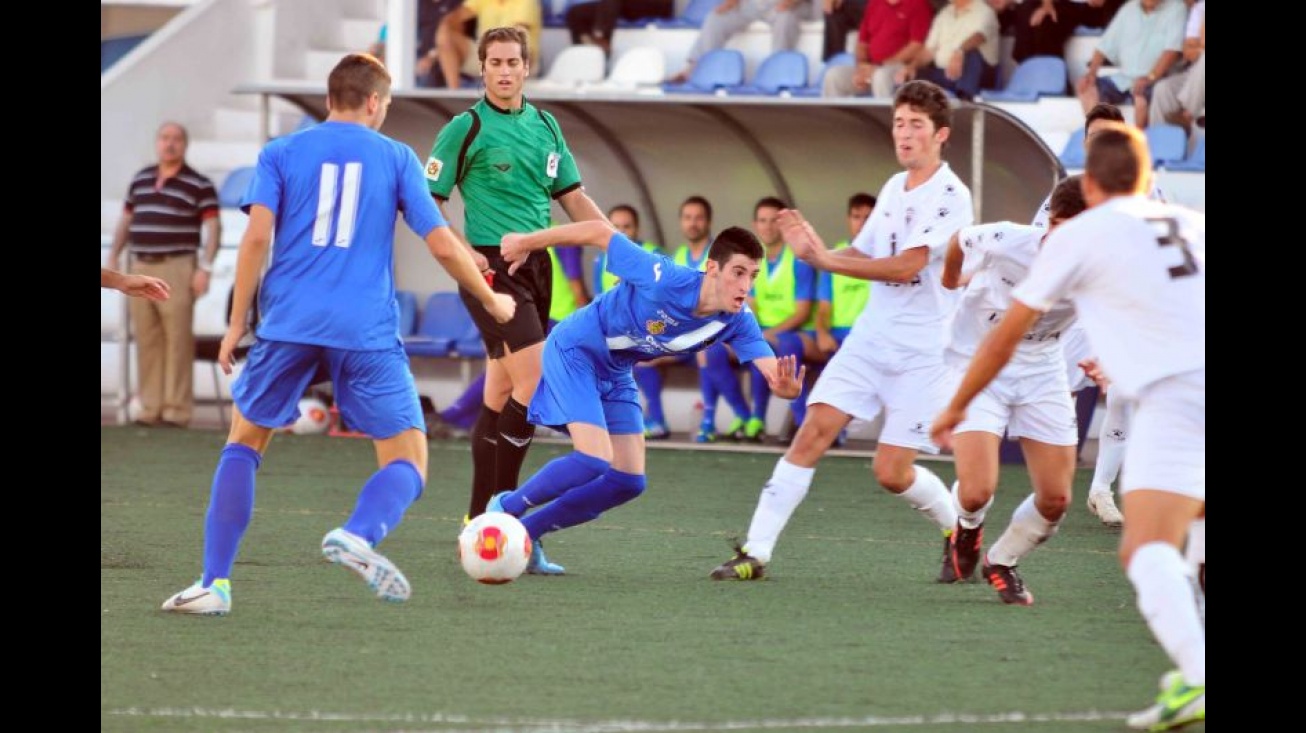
[221,205,274,373]
[425,225,516,323]
[435,198,489,273]
[102,268,171,301]
[779,208,929,284]
[502,220,618,270]
[749,354,806,400]
[941,232,965,290]
[557,187,608,224]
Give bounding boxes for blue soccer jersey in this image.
[531,233,773,433]
[244,121,446,350]
[556,233,773,371]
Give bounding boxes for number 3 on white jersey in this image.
[313,162,362,248]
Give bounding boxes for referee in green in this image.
[425,25,606,527]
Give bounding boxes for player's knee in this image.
[607,470,646,506]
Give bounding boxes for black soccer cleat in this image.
[710,542,766,581]
[936,532,959,584]
[983,562,1033,606]
[951,523,984,582]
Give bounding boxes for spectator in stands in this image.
[987,0,1077,65]
[566,0,674,57]
[666,0,812,84]
[784,192,875,443]
[740,196,817,442]
[822,0,934,98]
[897,0,1000,101]
[1150,0,1203,135]
[1075,0,1185,126]
[436,0,541,89]
[108,122,221,428]
[369,1,472,87]
[591,204,675,439]
[822,0,868,61]
[1063,0,1124,31]
[102,267,171,301]
[670,196,754,442]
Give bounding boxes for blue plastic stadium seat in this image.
[1146,123,1188,168]
[728,50,809,96]
[638,0,719,28]
[404,292,472,358]
[982,55,1067,102]
[1059,128,1086,169]
[791,52,854,98]
[1165,134,1205,172]
[219,166,256,209]
[662,48,744,94]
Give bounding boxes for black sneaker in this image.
[951,523,984,582]
[982,562,1033,605]
[936,532,958,583]
[709,543,766,581]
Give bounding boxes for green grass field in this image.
[101,426,1197,733]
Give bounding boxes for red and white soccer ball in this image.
[458,512,532,584]
[289,397,331,435]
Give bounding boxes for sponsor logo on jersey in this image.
[425,157,443,181]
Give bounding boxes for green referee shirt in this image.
[425,97,582,247]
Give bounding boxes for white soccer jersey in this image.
[847,163,974,368]
[1031,181,1167,229]
[1014,195,1205,400]
[947,222,1077,372]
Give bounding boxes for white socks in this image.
[1090,394,1131,493]
[896,464,958,532]
[743,458,815,564]
[986,493,1060,567]
[1127,541,1206,686]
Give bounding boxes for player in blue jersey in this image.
[487,220,805,574]
[161,53,515,615]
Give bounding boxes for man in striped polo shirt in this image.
[108,122,221,427]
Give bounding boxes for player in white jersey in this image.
[710,80,971,581]
[932,123,1204,731]
[937,176,1087,605]
[1034,103,1166,528]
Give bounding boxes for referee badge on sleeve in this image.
[546,152,560,179]
[425,156,443,182]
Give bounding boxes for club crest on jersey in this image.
[646,320,666,335]
[425,157,443,181]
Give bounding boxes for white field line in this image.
[108,707,1130,731]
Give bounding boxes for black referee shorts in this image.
[458,247,552,360]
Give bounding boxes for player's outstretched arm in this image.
[941,232,965,290]
[753,354,806,400]
[930,301,1041,450]
[102,268,171,301]
[557,187,608,224]
[501,220,617,273]
[425,225,516,324]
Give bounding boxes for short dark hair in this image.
[680,195,713,222]
[753,196,788,217]
[608,204,639,227]
[848,192,877,211]
[708,226,764,267]
[1084,103,1126,132]
[1049,175,1087,221]
[478,26,530,66]
[894,80,952,135]
[1085,123,1151,195]
[328,53,391,111]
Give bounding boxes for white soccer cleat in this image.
[1086,489,1124,527]
[321,527,411,602]
[161,578,231,616]
[1126,671,1204,731]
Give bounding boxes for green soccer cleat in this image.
[743,417,766,443]
[1126,671,1204,731]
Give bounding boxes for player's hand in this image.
[218,324,248,375]
[192,269,211,298]
[777,209,816,261]
[764,354,807,400]
[471,249,490,273]
[500,233,528,274]
[1077,357,1110,390]
[485,292,517,324]
[121,273,171,301]
[929,406,965,451]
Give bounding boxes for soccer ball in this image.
[290,396,331,435]
[458,512,532,584]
